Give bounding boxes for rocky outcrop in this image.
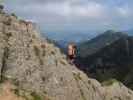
[0,8,133,100]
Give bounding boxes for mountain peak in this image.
[78,30,128,57]
[104,30,116,34]
[103,30,128,38]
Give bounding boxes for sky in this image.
[2,0,133,40]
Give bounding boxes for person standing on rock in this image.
[67,43,77,64]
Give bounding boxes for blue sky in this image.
[2,0,133,40]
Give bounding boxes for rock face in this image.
[0,9,133,100]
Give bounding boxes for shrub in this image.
[11,13,18,19]
[101,79,118,86]
[30,92,42,100]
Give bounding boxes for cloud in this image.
[3,0,133,34]
[116,6,131,17]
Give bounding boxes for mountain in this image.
[42,31,95,43]
[126,29,133,36]
[0,6,133,100]
[78,30,128,57]
[54,40,68,54]
[77,30,133,89]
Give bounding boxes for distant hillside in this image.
[77,30,133,89]
[126,29,133,36]
[78,30,128,57]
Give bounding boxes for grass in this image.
[101,78,118,86]
[12,88,44,100]
[30,92,42,100]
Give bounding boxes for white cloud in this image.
[117,6,130,17]
[70,2,104,17]
[31,1,105,18]
[3,0,133,33]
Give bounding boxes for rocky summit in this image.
[0,8,133,100]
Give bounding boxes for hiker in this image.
[67,43,77,64]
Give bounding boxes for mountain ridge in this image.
[77,30,133,90]
[78,30,128,57]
